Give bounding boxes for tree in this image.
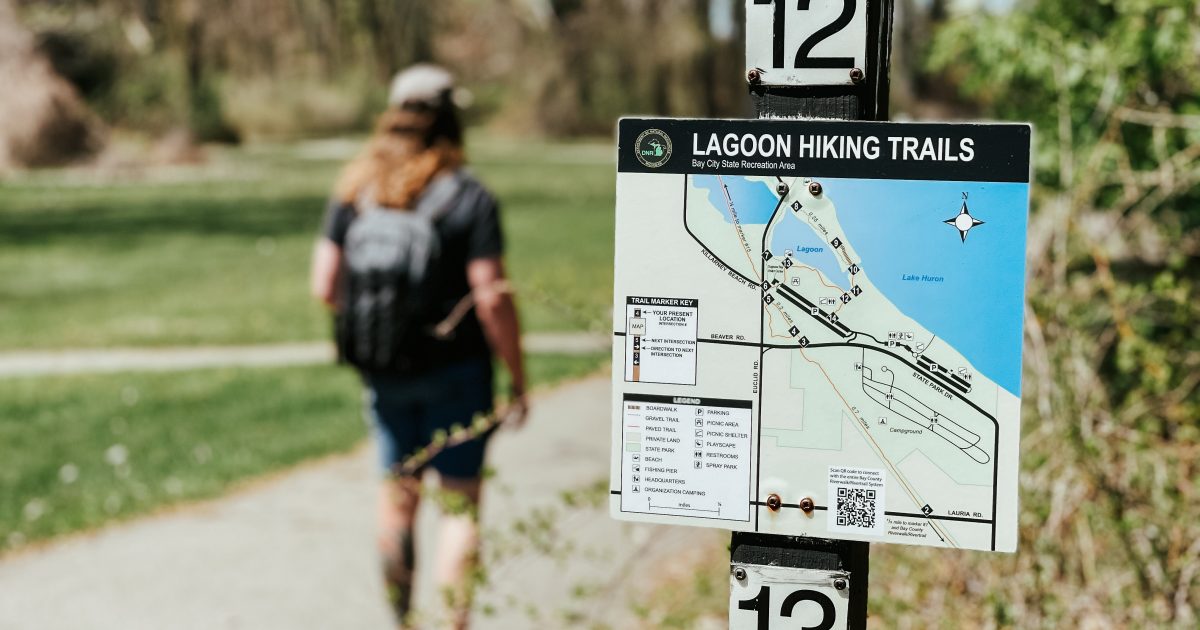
[0,0,104,170]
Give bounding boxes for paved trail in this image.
[0,333,609,378]
[0,375,717,629]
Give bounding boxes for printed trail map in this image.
[609,118,1032,552]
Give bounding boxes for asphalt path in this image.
[0,374,715,629]
[0,333,609,378]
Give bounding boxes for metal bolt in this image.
[808,181,823,196]
[733,566,748,581]
[776,182,789,196]
[834,577,848,591]
[747,68,762,85]
[766,493,782,511]
[849,67,864,83]
[799,497,815,514]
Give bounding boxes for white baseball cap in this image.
[388,64,455,108]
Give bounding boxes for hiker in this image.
[309,64,527,629]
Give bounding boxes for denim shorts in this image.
[363,357,495,479]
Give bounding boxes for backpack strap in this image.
[354,185,382,215]
[413,170,466,221]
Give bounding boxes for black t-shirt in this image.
[321,173,504,374]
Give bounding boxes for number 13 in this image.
[753,0,856,69]
[738,584,839,630]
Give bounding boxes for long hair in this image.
[335,103,464,209]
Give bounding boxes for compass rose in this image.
[944,193,984,243]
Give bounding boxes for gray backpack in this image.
[336,172,463,370]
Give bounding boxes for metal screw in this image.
[733,566,748,581]
[834,577,848,591]
[808,181,823,196]
[849,67,864,83]
[776,182,789,196]
[799,497,815,514]
[766,493,782,511]
[747,68,762,85]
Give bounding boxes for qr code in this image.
[835,487,877,529]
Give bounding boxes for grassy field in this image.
[0,134,615,350]
[0,134,615,550]
[0,352,605,551]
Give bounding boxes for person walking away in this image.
[309,64,527,629]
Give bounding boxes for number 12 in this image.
[753,0,856,69]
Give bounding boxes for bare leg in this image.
[433,475,482,630]
[379,475,421,628]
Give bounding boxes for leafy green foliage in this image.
[928,1,1200,194]
[868,3,1200,628]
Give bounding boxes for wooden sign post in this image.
[730,2,893,629]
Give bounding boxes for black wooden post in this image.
[732,2,894,629]
[747,0,893,121]
[731,533,871,629]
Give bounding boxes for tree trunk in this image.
[0,0,104,170]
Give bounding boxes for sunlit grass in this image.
[0,133,615,350]
[0,365,362,549]
[0,353,607,552]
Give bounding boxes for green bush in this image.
[868,3,1200,628]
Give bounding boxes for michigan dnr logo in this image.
[634,128,672,168]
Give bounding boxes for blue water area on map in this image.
[822,178,1030,397]
[694,174,849,285]
[693,175,779,224]
[770,211,850,290]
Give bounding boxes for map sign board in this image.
[609,118,1032,552]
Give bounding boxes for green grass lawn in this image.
[0,352,606,552]
[0,134,614,549]
[473,137,615,333]
[0,134,615,350]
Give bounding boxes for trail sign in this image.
[746,0,868,86]
[608,117,1032,552]
[730,564,850,630]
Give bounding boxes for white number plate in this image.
[730,564,850,629]
[745,0,868,86]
